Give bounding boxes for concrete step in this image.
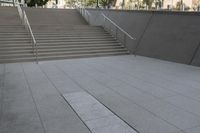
[37,51,129,61]
[0,51,128,63]
[31,26,102,30]
[0,49,128,59]
[0,42,119,47]
[0,53,33,58]
[38,49,128,56]
[0,57,35,63]
[0,49,33,54]
[0,36,30,40]
[0,43,32,47]
[0,31,28,33]
[0,25,25,30]
[0,45,124,53]
[0,44,121,50]
[32,29,105,33]
[0,40,31,43]
[0,31,28,36]
[0,34,29,37]
[0,25,24,27]
[0,43,120,50]
[0,46,33,50]
[37,43,122,48]
[34,31,107,35]
[37,40,120,45]
[38,45,124,52]
[36,38,116,43]
[35,36,114,41]
[0,28,26,31]
[34,33,110,37]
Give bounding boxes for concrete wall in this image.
[86,9,200,66]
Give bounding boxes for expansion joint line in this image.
[189,41,200,65]
[21,63,47,133]
[133,13,154,55]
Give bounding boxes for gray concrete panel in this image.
[22,63,90,133]
[136,13,200,64]
[0,63,44,133]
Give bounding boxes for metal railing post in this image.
[124,33,126,46]
[115,26,118,39]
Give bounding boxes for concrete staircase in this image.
[0,7,34,63]
[25,8,129,61]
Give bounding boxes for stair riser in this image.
[0,47,124,54]
[0,41,31,43]
[37,52,128,61]
[0,49,128,58]
[0,38,30,41]
[35,37,114,41]
[34,34,110,37]
[37,38,116,43]
[0,52,128,63]
[38,44,121,48]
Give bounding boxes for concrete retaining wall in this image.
[86,9,200,66]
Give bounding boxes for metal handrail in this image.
[23,10,38,63]
[101,13,136,40]
[77,6,136,47]
[16,3,38,63]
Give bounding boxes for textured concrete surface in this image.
[136,13,200,64]
[0,7,21,25]
[1,55,200,133]
[63,91,137,133]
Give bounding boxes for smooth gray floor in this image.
[1,55,200,133]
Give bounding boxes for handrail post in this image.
[103,17,105,29]
[115,26,118,39]
[124,33,126,46]
[87,13,90,24]
[109,23,111,33]
[35,42,38,64]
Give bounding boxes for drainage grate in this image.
[63,91,138,133]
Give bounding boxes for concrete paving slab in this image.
[1,55,200,133]
[165,95,200,116]
[0,63,44,133]
[63,91,137,133]
[57,61,181,133]
[184,126,200,133]
[22,63,90,133]
[140,100,200,130]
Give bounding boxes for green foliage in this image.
[25,0,49,7]
[66,0,76,7]
[85,0,96,6]
[84,0,114,7]
[99,0,112,7]
[142,0,154,8]
[176,1,182,10]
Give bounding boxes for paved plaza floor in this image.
[1,55,200,133]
